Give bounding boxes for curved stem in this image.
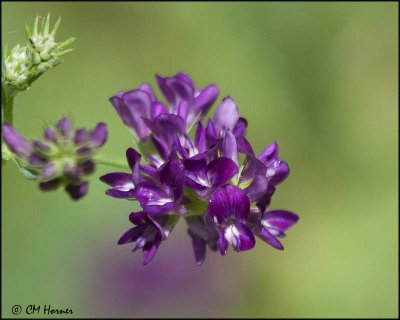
[95,156,129,170]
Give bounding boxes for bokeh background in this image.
[2,2,398,318]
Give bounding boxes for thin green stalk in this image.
[2,86,15,125]
[95,156,129,170]
[2,87,15,166]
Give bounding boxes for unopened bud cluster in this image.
[2,14,75,93]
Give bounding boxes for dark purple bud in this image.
[91,122,108,148]
[57,117,72,137]
[43,127,57,143]
[81,159,95,175]
[39,178,61,191]
[65,181,89,200]
[74,128,89,145]
[42,162,57,179]
[33,139,50,153]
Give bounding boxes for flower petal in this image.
[160,159,185,200]
[126,147,142,184]
[129,211,147,225]
[213,97,239,135]
[233,117,248,138]
[109,90,151,141]
[144,201,174,216]
[138,83,156,101]
[262,210,299,232]
[222,130,238,165]
[100,172,133,188]
[237,137,255,156]
[157,72,194,105]
[152,136,170,160]
[223,222,255,252]
[244,174,269,202]
[218,232,228,256]
[151,101,168,120]
[194,122,206,154]
[134,182,170,205]
[188,230,207,266]
[153,113,185,138]
[207,157,238,187]
[194,84,219,119]
[142,238,161,265]
[258,141,278,163]
[118,225,146,245]
[184,158,208,185]
[208,184,250,224]
[267,160,290,185]
[258,228,284,250]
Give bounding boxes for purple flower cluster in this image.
[102,72,299,265]
[3,117,107,200]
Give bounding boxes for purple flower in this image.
[118,211,179,265]
[109,72,219,146]
[208,184,255,254]
[241,141,290,187]
[100,148,142,199]
[184,157,238,192]
[102,71,299,265]
[3,117,108,200]
[256,210,299,250]
[156,72,219,129]
[186,216,219,266]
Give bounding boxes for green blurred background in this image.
[2,2,398,318]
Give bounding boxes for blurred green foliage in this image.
[2,2,398,318]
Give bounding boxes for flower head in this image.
[2,117,107,200]
[2,14,75,93]
[102,72,299,265]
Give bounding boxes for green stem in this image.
[2,86,15,166]
[95,156,129,170]
[2,86,15,125]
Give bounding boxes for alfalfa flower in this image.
[101,72,299,265]
[2,117,107,200]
